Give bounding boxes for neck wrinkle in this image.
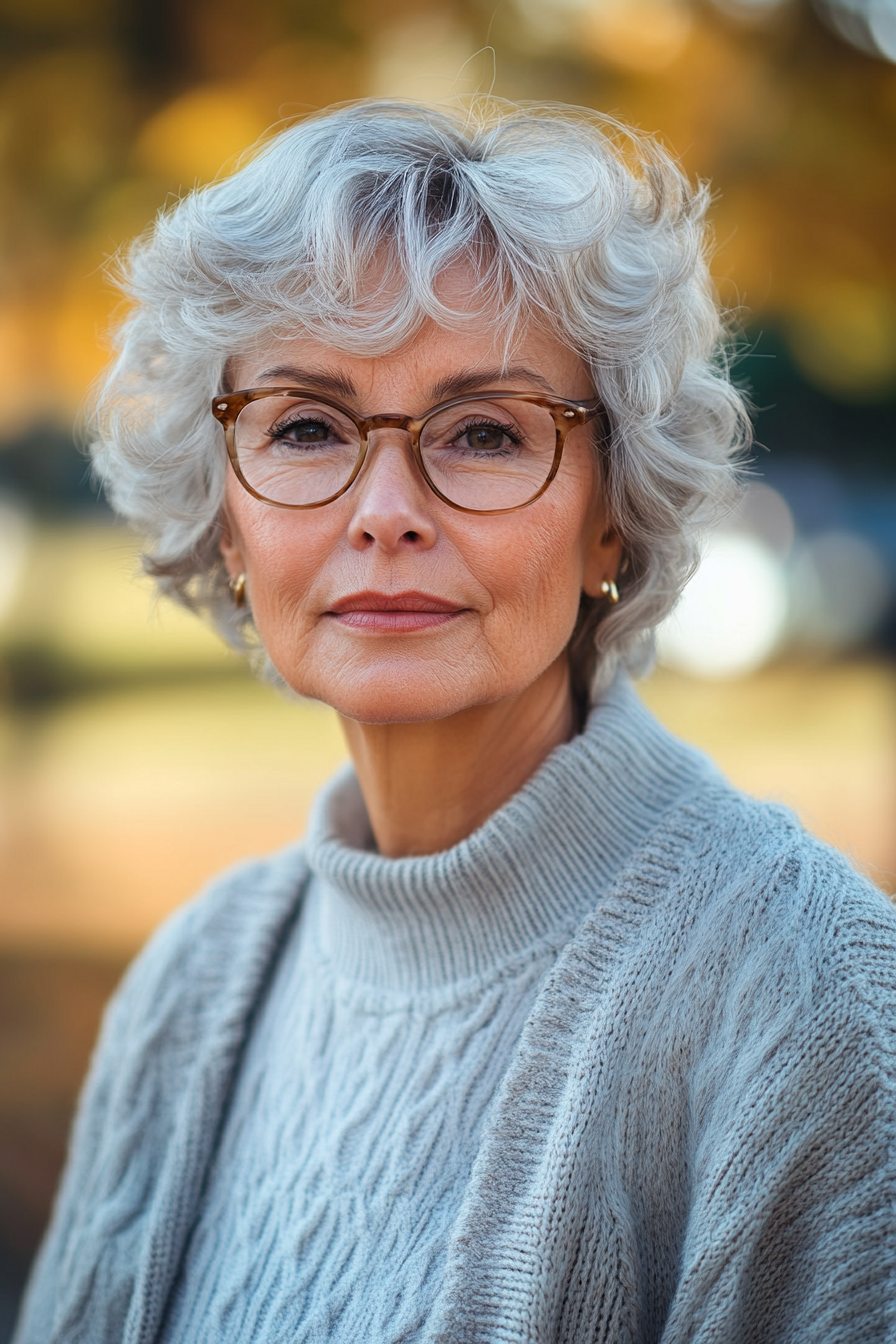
[304,676,716,993]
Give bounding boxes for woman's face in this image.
[220,285,621,726]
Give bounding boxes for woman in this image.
[15,101,896,1343]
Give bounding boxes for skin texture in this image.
[220,280,622,857]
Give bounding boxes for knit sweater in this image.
[14,677,896,1344]
[157,676,700,1343]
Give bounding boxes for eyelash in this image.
[270,413,341,438]
[264,410,525,445]
[452,416,522,444]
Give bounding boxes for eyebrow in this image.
[249,362,562,408]
[252,365,359,401]
[428,365,559,402]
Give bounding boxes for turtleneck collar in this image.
[303,676,716,993]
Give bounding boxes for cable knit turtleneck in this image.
[159,677,707,1342]
[16,677,896,1344]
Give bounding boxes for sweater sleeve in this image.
[13,847,308,1344]
[661,844,896,1344]
[12,895,212,1344]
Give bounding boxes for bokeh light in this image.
[791,530,892,649]
[657,480,894,677]
[657,532,790,678]
[817,0,896,60]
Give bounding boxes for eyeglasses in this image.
[212,387,606,515]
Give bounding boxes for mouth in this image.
[326,590,467,632]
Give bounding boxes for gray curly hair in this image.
[91,98,749,700]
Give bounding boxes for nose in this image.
[345,429,438,554]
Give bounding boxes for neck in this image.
[339,657,576,858]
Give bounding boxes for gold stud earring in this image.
[229,573,247,608]
[600,579,620,605]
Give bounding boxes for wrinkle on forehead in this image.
[229,345,593,417]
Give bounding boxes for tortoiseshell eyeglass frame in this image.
[211,387,608,516]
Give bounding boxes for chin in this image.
[290,661,495,726]
[322,685,477,727]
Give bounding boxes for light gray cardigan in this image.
[15,681,896,1343]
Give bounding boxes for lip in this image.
[329,591,463,614]
[326,590,466,632]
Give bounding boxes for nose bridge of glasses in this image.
[353,415,429,503]
[362,412,417,434]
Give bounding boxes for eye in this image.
[451,418,522,455]
[271,415,339,446]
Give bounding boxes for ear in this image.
[218,506,246,581]
[582,519,624,599]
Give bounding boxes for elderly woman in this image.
[15,101,896,1344]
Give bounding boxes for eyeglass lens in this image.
[231,395,560,510]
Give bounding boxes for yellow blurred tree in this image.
[0,0,893,435]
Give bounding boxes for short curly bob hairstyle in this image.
[91,98,749,701]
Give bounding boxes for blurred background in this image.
[0,0,894,1330]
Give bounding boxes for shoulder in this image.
[93,837,311,1084]
[13,842,312,1344]
[105,840,311,1044]
[88,839,311,1172]
[563,770,896,1083]
[653,774,896,945]
[626,776,896,1072]
[127,838,311,973]
[622,789,896,1339]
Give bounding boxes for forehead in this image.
[228,257,590,402]
[232,322,588,410]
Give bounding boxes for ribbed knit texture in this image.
[14,678,896,1344]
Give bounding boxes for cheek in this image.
[229,501,334,635]
[473,492,591,663]
[223,461,597,710]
